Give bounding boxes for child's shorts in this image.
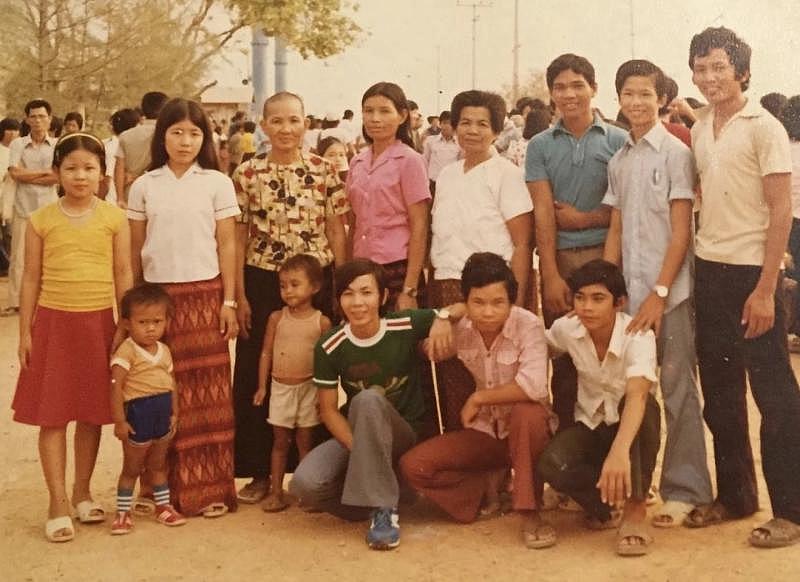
[268,379,320,429]
[124,392,173,445]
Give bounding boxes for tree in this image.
[0,0,361,129]
[501,69,549,109]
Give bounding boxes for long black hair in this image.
[149,98,218,171]
[361,82,414,149]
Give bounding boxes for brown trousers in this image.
[399,402,551,523]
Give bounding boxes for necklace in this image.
[58,197,97,218]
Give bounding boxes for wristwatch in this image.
[223,299,238,309]
[653,285,669,299]
[402,286,418,298]
[436,308,451,321]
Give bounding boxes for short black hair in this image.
[243,121,256,133]
[141,91,169,119]
[450,90,506,134]
[110,108,140,135]
[343,109,354,119]
[335,259,388,316]
[120,283,173,319]
[439,110,451,123]
[25,99,52,116]
[280,253,324,288]
[316,136,344,157]
[460,252,518,303]
[0,117,20,134]
[567,259,628,302]
[407,100,419,111]
[546,54,596,90]
[658,77,680,116]
[689,27,751,92]
[149,98,218,171]
[761,92,788,119]
[614,59,667,98]
[780,95,800,141]
[64,111,83,130]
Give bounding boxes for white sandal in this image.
[652,500,693,528]
[45,516,75,543]
[74,500,106,523]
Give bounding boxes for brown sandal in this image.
[684,501,735,529]
[749,518,800,548]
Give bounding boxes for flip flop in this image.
[155,505,187,527]
[652,500,693,528]
[74,500,106,524]
[110,511,133,535]
[684,501,735,529]
[616,521,653,557]
[237,479,269,504]
[45,516,75,543]
[522,517,557,549]
[749,518,800,548]
[201,502,229,518]
[261,495,289,513]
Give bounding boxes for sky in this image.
[208,0,800,120]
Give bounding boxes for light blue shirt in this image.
[602,123,695,315]
[525,114,626,249]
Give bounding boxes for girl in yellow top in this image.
[12,133,133,543]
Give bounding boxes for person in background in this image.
[63,112,83,134]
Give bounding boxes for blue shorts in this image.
[124,392,173,445]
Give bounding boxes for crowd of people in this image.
[2,25,800,557]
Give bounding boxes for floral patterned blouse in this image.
[233,152,350,271]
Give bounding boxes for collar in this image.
[343,318,387,347]
[624,121,668,152]
[149,162,204,178]
[569,312,627,358]
[553,112,607,138]
[21,134,57,147]
[353,140,413,171]
[695,97,764,124]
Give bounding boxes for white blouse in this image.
[128,164,240,283]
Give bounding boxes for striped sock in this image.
[153,483,170,507]
[117,488,134,512]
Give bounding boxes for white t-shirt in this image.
[431,155,532,280]
[546,312,658,429]
[127,164,240,283]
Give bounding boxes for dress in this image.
[128,163,241,515]
[12,199,124,426]
[231,152,349,479]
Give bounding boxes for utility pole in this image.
[435,45,442,113]
[457,0,493,89]
[629,0,636,58]
[512,0,519,103]
[274,37,288,92]
[251,28,270,119]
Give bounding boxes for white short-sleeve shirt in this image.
[546,312,657,429]
[127,164,240,283]
[431,155,532,280]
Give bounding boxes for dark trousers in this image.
[695,258,800,523]
[537,395,661,521]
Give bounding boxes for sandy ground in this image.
[1,277,799,582]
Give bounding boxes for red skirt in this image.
[12,306,115,427]
[162,277,238,516]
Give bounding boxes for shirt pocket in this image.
[645,162,671,215]
[586,152,612,182]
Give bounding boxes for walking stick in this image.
[430,360,444,435]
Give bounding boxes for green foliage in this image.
[501,69,550,108]
[0,0,361,129]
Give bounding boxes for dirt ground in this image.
[1,277,799,582]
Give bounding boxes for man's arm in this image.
[528,179,571,315]
[8,166,57,184]
[553,201,611,231]
[506,212,532,307]
[318,388,353,450]
[603,207,623,266]
[114,159,127,207]
[626,199,693,335]
[742,172,792,339]
[597,375,651,506]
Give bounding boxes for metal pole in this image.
[629,0,635,58]
[274,36,288,92]
[251,28,270,119]
[457,1,493,90]
[512,0,519,103]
